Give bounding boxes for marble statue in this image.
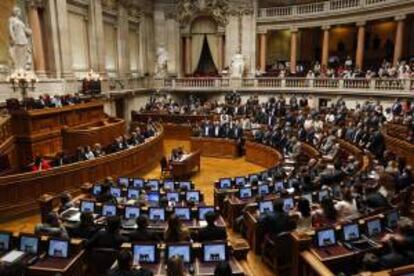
[155,46,168,78]
[230,54,245,78]
[9,6,32,71]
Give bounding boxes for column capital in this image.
[321,25,331,31]
[356,21,366,27]
[395,15,406,21]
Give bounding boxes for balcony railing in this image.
[258,0,405,20]
[159,77,414,94]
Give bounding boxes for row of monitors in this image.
[79,201,216,221]
[132,242,228,264]
[236,184,340,203]
[94,187,202,203]
[115,178,193,191]
[217,172,272,189]
[0,235,70,259]
[315,210,399,248]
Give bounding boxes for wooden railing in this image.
[0,116,18,175]
[0,126,164,221]
[258,0,405,20]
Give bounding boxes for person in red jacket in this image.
[31,156,51,172]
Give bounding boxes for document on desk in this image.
[179,154,190,161]
[0,250,25,263]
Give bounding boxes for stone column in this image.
[217,33,225,72]
[27,1,47,77]
[117,4,129,79]
[290,28,298,73]
[355,21,366,70]
[184,36,192,76]
[259,32,267,72]
[90,0,106,76]
[393,15,405,66]
[321,26,330,67]
[55,0,74,78]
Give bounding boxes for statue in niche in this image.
[155,46,168,78]
[9,6,32,71]
[230,54,244,78]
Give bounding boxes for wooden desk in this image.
[62,117,125,154]
[0,116,18,175]
[191,137,239,159]
[244,141,282,168]
[27,249,86,276]
[131,112,215,125]
[383,131,414,168]
[171,151,201,179]
[0,127,164,221]
[10,101,105,165]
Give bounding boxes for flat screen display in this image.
[259,201,274,214]
[167,192,180,203]
[92,185,102,196]
[258,184,270,195]
[127,188,140,200]
[147,192,160,203]
[0,233,10,251]
[48,239,69,258]
[133,244,156,264]
[20,236,39,254]
[125,206,140,220]
[110,187,121,198]
[118,177,129,186]
[163,180,175,191]
[149,208,165,221]
[80,200,95,213]
[316,229,336,247]
[147,180,159,191]
[239,187,252,199]
[102,204,117,217]
[174,208,191,220]
[367,219,382,237]
[203,243,227,262]
[343,224,360,241]
[283,198,294,212]
[219,178,232,189]
[167,244,191,263]
[179,182,191,190]
[132,179,144,188]
[198,207,215,220]
[235,177,246,187]
[186,191,200,203]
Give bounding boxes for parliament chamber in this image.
[1,0,414,275]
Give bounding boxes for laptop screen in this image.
[147,192,160,203]
[127,188,140,200]
[20,235,39,255]
[386,210,399,229]
[258,184,270,195]
[179,182,191,191]
[125,206,140,220]
[132,179,144,189]
[186,191,200,203]
[203,243,227,262]
[318,190,330,202]
[235,177,246,187]
[133,244,157,264]
[259,201,274,214]
[48,239,69,258]
[92,185,102,196]
[163,180,175,191]
[274,181,284,192]
[261,171,269,180]
[343,223,360,241]
[110,187,121,198]
[239,187,252,199]
[316,229,336,247]
[249,174,259,183]
[283,197,294,212]
[167,244,191,263]
[147,180,159,191]
[174,208,191,220]
[102,204,117,217]
[80,200,95,213]
[0,232,11,251]
[198,207,215,220]
[149,208,165,221]
[367,219,382,237]
[118,177,129,187]
[219,178,232,189]
[166,192,180,203]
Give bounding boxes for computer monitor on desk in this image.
[124,206,140,220]
[316,228,337,248]
[218,178,232,189]
[174,207,191,221]
[118,177,129,187]
[48,239,69,258]
[167,192,180,203]
[239,187,252,199]
[133,243,158,265]
[235,177,246,187]
[127,188,140,200]
[0,232,11,251]
[92,185,102,196]
[148,192,160,204]
[110,187,121,198]
[259,201,274,214]
[198,207,215,221]
[186,190,200,203]
[102,204,117,217]
[202,242,227,263]
[366,218,383,237]
[147,180,159,191]
[342,223,361,242]
[167,243,192,263]
[20,235,39,255]
[132,178,144,189]
[149,208,165,221]
[179,181,192,191]
[163,180,175,191]
[80,200,95,213]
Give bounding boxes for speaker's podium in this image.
[171,151,201,179]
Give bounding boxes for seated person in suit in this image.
[96,183,117,205]
[312,197,338,227]
[166,255,185,276]
[70,212,99,240]
[129,215,159,242]
[214,261,232,276]
[57,192,74,214]
[164,214,191,242]
[87,216,128,249]
[198,211,227,242]
[51,152,70,167]
[258,199,296,239]
[108,250,153,276]
[35,212,69,239]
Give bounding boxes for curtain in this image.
[206,35,219,70]
[191,34,205,74]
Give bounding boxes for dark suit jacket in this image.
[198,225,227,242]
[129,228,159,242]
[107,268,153,276]
[259,211,294,237]
[86,230,128,249]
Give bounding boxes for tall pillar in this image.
[355,21,366,70]
[290,28,298,74]
[90,0,106,76]
[321,26,330,67]
[27,1,47,77]
[117,5,129,78]
[55,0,74,78]
[184,36,192,76]
[217,33,225,72]
[259,32,267,72]
[393,15,405,66]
